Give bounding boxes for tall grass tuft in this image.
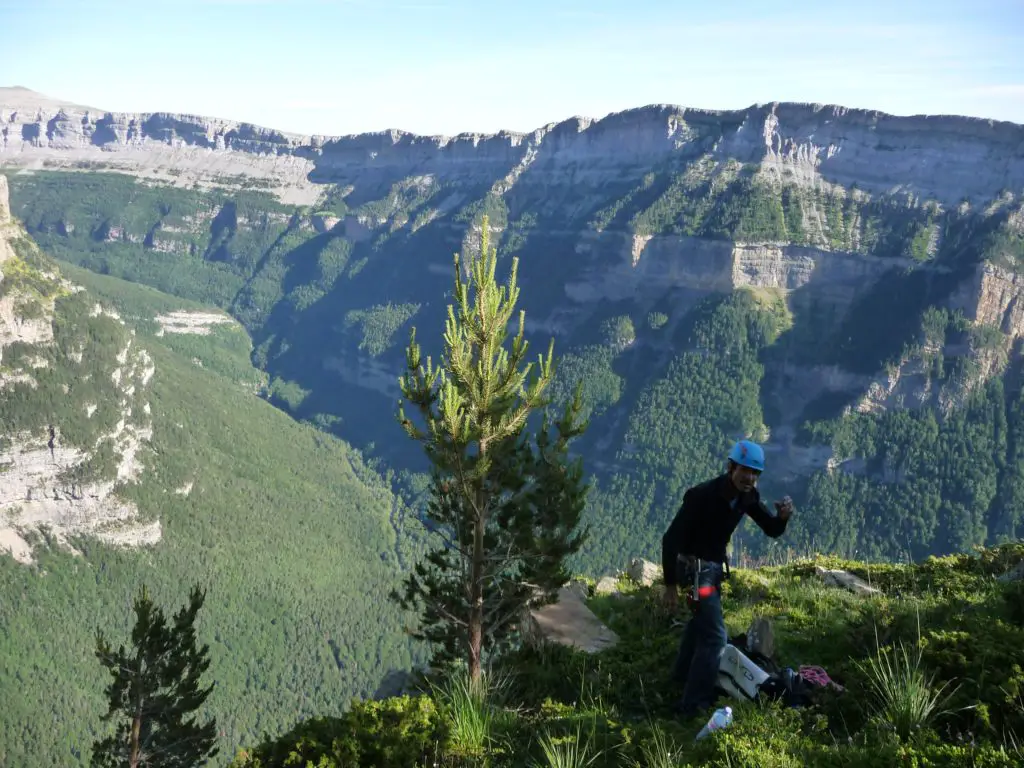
[431,666,512,759]
[628,721,680,768]
[531,723,601,768]
[856,641,958,741]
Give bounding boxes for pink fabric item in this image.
[799,665,844,691]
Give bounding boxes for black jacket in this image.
[661,474,788,586]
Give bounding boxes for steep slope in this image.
[4,87,1024,576]
[1,176,161,561]
[0,177,430,767]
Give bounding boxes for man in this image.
[661,439,794,719]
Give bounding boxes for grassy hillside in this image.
[229,543,1024,767]
[0,256,431,766]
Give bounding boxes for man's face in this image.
[729,462,761,493]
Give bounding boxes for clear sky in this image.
[1,0,1022,136]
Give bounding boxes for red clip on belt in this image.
[687,585,718,607]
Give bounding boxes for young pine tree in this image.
[91,584,219,768]
[393,215,591,681]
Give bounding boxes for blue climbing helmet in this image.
[728,439,765,472]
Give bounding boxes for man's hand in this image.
[662,585,679,613]
[775,495,795,521]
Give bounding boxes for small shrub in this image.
[228,696,443,768]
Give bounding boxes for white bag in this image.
[717,643,770,702]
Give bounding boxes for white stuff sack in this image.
[717,643,771,702]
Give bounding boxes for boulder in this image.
[627,557,660,586]
[521,585,619,654]
[594,575,621,595]
[814,566,881,596]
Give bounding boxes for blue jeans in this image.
[671,560,727,714]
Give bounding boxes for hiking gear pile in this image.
[716,619,843,708]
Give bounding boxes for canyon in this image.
[3,84,1024,570]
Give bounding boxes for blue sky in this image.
[1,0,1022,136]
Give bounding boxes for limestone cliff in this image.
[0,177,159,563]
[3,87,1023,207]
[0,173,9,222]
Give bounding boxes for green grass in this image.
[229,542,1024,767]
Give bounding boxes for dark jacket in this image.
[661,474,788,586]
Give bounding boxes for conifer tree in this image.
[91,584,218,768]
[393,215,591,681]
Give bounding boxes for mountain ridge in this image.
[5,85,1021,141]
[3,87,1023,207]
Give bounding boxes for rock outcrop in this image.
[3,87,1024,207]
[0,174,9,223]
[154,310,234,336]
[951,258,1024,340]
[0,179,161,564]
[627,557,661,586]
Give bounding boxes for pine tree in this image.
[91,584,218,768]
[393,215,591,681]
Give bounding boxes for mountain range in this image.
[2,85,1024,764]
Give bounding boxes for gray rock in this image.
[746,616,776,659]
[627,557,660,586]
[814,566,881,596]
[521,585,619,654]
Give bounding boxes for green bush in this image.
[229,696,444,767]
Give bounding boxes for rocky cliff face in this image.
[0,173,9,222]
[4,87,1023,208]
[0,178,160,563]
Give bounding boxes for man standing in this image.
[661,439,794,718]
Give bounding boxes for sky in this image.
[1,0,1022,137]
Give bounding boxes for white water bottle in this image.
[695,706,733,741]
